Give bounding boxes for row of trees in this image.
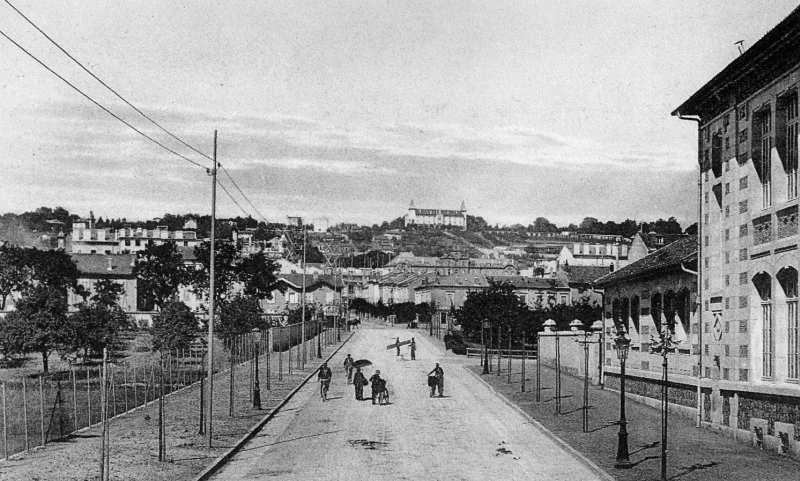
[348,298,437,326]
[0,240,283,371]
[456,282,603,346]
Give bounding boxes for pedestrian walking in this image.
[343,354,354,384]
[353,367,367,400]
[410,338,416,361]
[369,370,384,405]
[395,337,401,356]
[318,362,332,401]
[428,363,444,397]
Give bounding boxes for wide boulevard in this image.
[211,322,606,480]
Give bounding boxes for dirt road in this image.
[211,324,607,480]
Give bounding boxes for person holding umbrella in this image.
[352,367,367,400]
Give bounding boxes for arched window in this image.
[664,290,677,333]
[778,267,799,379]
[676,288,692,335]
[753,272,773,378]
[620,297,630,334]
[630,296,640,332]
[651,292,663,333]
[612,298,622,332]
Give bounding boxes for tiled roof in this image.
[559,265,612,285]
[594,236,697,287]
[416,273,489,289]
[278,274,343,290]
[71,254,136,277]
[637,233,689,251]
[486,275,567,290]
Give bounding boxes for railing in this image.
[466,348,537,359]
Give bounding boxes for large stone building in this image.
[672,6,800,458]
[403,200,467,230]
[71,215,199,254]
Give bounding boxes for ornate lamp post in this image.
[251,328,262,410]
[650,327,679,481]
[613,329,632,469]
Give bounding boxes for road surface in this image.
[211,323,606,480]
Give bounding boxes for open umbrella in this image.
[353,359,372,368]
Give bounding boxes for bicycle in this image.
[320,380,330,401]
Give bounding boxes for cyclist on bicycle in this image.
[318,362,332,401]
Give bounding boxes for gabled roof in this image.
[594,236,697,287]
[635,232,689,252]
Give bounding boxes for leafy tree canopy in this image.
[151,301,198,352]
[133,243,189,310]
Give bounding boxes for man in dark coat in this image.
[410,338,416,360]
[343,354,354,384]
[318,362,332,401]
[369,370,384,405]
[352,367,367,400]
[428,363,444,397]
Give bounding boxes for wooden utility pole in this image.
[301,224,307,369]
[206,131,217,448]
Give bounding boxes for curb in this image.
[462,365,615,481]
[192,331,354,481]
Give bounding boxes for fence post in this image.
[229,337,235,417]
[86,367,91,426]
[111,364,117,418]
[132,360,137,409]
[266,329,271,391]
[22,376,29,452]
[38,376,45,447]
[2,382,7,460]
[123,361,129,413]
[71,368,78,432]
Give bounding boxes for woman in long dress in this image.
[352,367,367,400]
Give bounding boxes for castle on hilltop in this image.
[403,200,467,231]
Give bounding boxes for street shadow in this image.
[627,455,661,468]
[242,430,343,451]
[559,405,586,415]
[430,395,452,399]
[586,421,619,433]
[326,396,343,401]
[630,441,660,456]
[669,461,719,480]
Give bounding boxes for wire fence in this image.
[0,319,333,460]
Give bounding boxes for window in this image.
[740,320,748,332]
[753,107,772,209]
[725,205,730,218]
[630,296,640,332]
[779,268,799,379]
[739,128,748,144]
[739,296,749,308]
[740,272,749,285]
[725,182,730,194]
[739,369,749,381]
[740,176,749,190]
[704,236,709,247]
[704,213,709,224]
[753,273,773,378]
[704,278,710,290]
[740,224,749,237]
[725,229,730,241]
[705,257,710,269]
[725,251,730,264]
[724,275,730,287]
[740,200,748,213]
[651,292,663,333]
[739,248,748,261]
[740,345,749,357]
[704,191,709,203]
[779,91,799,199]
[723,368,730,380]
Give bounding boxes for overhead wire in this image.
[4,0,215,165]
[4,2,272,223]
[216,178,252,219]
[220,164,269,223]
[0,27,208,170]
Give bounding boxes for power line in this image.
[0,27,208,170]
[216,178,252,219]
[4,0,215,165]
[220,164,269,224]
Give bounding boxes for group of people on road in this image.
[317,338,444,405]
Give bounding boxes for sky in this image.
[1,1,798,230]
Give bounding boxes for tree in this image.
[238,252,280,300]
[63,279,132,361]
[217,294,264,340]
[151,301,198,352]
[4,285,69,372]
[456,281,532,342]
[0,244,30,310]
[133,243,189,310]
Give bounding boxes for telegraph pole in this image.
[301,224,307,369]
[206,131,217,448]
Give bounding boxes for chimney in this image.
[107,257,114,271]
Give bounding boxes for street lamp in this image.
[482,321,491,375]
[252,328,262,410]
[613,329,632,469]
